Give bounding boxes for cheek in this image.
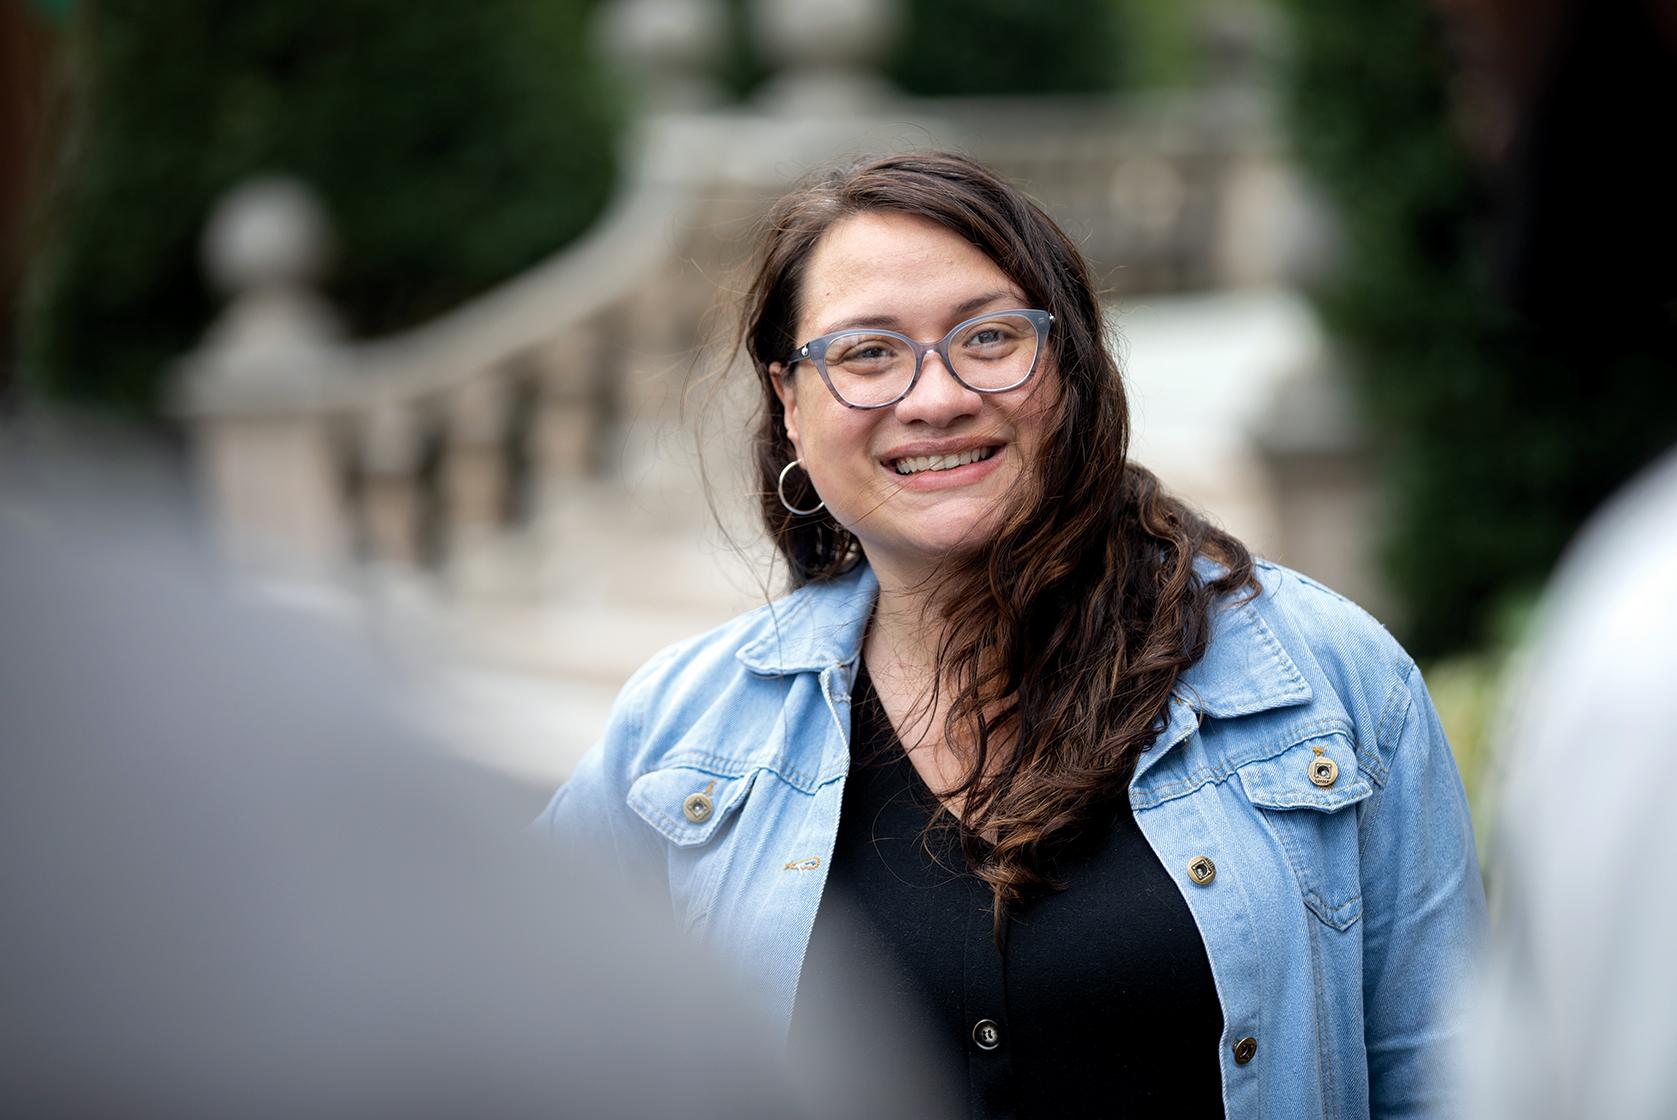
[1029,362,1067,425]
[797,407,880,487]
[1001,377,1065,483]
[1003,370,1060,436]
[803,414,862,465]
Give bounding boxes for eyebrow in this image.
[815,289,1021,337]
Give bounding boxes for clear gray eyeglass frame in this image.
[781,308,1054,410]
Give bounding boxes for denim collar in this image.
[1134,583,1314,781]
[733,559,1310,730]
[734,563,879,678]
[1175,588,1312,719]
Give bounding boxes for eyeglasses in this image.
[783,308,1053,409]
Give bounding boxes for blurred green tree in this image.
[22,0,620,414]
[1276,0,1677,656]
[887,0,1123,96]
[717,0,1202,103]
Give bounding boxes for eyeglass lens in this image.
[822,312,1040,406]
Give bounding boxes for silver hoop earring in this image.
[777,459,825,516]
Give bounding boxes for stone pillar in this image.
[175,177,352,580]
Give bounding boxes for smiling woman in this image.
[770,211,1057,582]
[538,153,1486,1120]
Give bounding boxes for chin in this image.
[846,497,1020,572]
[898,519,1006,562]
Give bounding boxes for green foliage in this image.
[716,0,772,102]
[23,0,620,414]
[886,0,1123,96]
[1276,0,1677,656]
[716,0,1198,103]
[1108,0,1200,90]
[1422,592,1535,861]
[1424,650,1503,861]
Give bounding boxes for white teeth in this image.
[893,446,995,475]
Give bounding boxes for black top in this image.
[791,666,1226,1120]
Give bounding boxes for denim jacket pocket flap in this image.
[1237,734,1371,812]
[1237,734,1371,930]
[627,765,758,848]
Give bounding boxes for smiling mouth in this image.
[891,446,998,476]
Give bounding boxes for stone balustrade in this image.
[172,0,1321,599]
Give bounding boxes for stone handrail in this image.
[174,113,729,579]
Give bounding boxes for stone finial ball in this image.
[599,0,725,74]
[203,177,331,297]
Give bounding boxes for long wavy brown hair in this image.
[742,152,1256,925]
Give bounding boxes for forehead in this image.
[796,210,1022,336]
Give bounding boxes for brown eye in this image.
[828,334,907,374]
[957,317,1028,359]
[948,313,1040,391]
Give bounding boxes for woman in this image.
[538,152,1485,1119]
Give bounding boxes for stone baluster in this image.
[358,401,426,566]
[532,320,604,485]
[440,372,512,553]
[612,262,694,495]
[175,177,351,581]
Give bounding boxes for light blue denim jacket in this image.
[537,559,1486,1118]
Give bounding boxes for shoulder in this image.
[540,568,872,851]
[1189,558,1424,772]
[1244,559,1416,688]
[598,563,877,777]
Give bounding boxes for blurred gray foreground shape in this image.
[0,437,949,1119]
[1468,445,1677,1120]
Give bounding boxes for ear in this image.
[770,362,802,458]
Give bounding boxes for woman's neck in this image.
[862,559,965,753]
[865,565,949,678]
[862,561,1010,820]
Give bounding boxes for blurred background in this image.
[3,0,1674,832]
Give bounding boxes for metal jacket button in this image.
[682,792,714,824]
[1187,855,1216,885]
[972,1019,1001,1051]
[1233,1035,1258,1064]
[1309,749,1339,788]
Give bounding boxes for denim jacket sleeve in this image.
[533,649,674,889]
[1359,661,1486,1118]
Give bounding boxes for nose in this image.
[892,349,982,427]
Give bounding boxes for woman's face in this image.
[772,210,1058,583]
